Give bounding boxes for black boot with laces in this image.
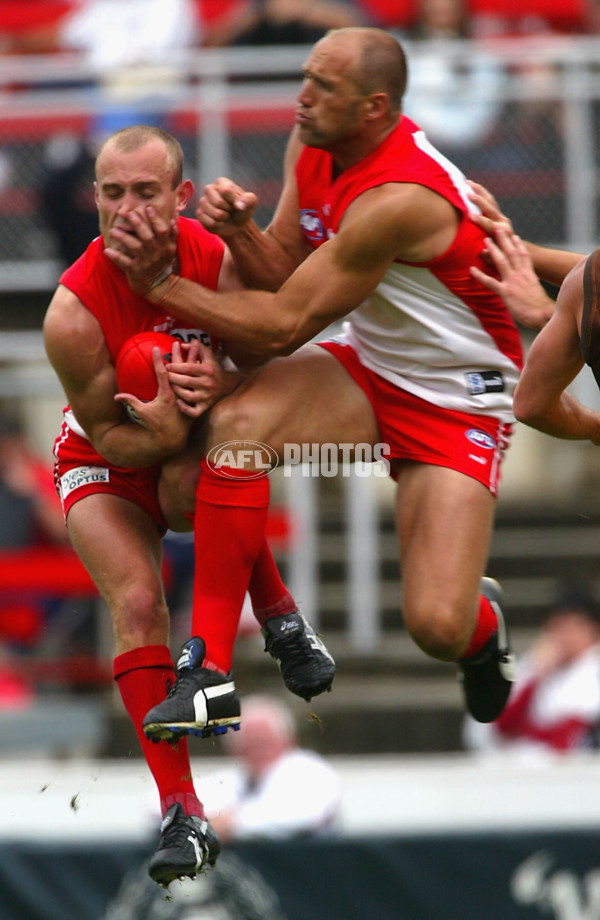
[262,610,335,701]
[148,802,221,887]
[143,637,241,743]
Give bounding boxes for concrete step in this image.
[232,626,538,684]
[283,499,600,634]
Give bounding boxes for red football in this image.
[115,331,177,402]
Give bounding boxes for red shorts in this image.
[319,340,512,497]
[53,415,167,532]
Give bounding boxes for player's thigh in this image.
[159,448,204,532]
[208,345,380,450]
[66,492,165,609]
[394,463,496,654]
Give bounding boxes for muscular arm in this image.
[43,286,192,467]
[525,242,585,289]
[213,230,278,371]
[197,129,313,292]
[513,259,600,443]
[113,182,458,359]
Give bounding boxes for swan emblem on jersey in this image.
[465,429,496,450]
[300,209,325,242]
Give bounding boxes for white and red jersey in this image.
[295,117,523,423]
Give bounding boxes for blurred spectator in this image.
[404,0,470,38]
[464,583,600,759]
[204,0,364,47]
[470,1,586,38]
[4,0,200,64]
[399,0,505,170]
[40,134,99,268]
[0,416,67,553]
[473,14,566,242]
[351,0,413,29]
[0,416,68,705]
[199,694,340,842]
[584,0,600,32]
[6,0,200,267]
[101,693,332,918]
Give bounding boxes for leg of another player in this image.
[144,346,378,736]
[395,463,514,721]
[158,449,297,673]
[157,359,353,701]
[189,345,378,694]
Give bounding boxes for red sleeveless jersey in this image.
[59,216,225,362]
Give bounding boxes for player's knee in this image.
[159,459,197,531]
[206,391,264,444]
[113,583,168,648]
[406,602,468,661]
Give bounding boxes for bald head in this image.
[320,27,408,115]
[224,695,297,777]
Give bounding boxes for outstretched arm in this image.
[470,225,555,329]
[106,182,455,359]
[513,259,600,443]
[468,180,585,288]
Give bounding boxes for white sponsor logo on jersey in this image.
[59,466,109,498]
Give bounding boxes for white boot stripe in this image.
[204,682,235,700]
[187,833,203,871]
[192,692,209,723]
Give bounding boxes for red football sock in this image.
[248,539,297,626]
[191,458,270,673]
[460,593,498,660]
[113,645,205,819]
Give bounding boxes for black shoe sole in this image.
[144,718,241,743]
[149,855,218,887]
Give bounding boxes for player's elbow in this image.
[266,338,300,357]
[261,320,309,357]
[513,385,544,426]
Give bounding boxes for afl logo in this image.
[300,209,325,242]
[465,429,496,450]
[206,440,280,479]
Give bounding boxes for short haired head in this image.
[548,581,600,624]
[95,125,184,188]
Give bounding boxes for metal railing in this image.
[3,35,600,288]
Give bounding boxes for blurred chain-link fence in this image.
[2,36,600,293]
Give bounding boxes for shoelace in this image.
[165,669,198,699]
[269,629,310,665]
[161,814,206,857]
